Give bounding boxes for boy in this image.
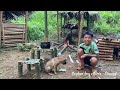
[76,31,99,70]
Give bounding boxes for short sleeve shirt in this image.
[79,41,99,54]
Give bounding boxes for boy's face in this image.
[83,34,92,45]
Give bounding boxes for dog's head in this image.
[58,54,67,65]
[62,59,67,65]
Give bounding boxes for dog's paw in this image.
[48,73,54,76]
[54,72,58,75]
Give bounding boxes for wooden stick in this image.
[68,55,74,63]
[68,45,77,52]
[58,45,68,55]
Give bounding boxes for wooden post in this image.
[35,63,40,79]
[0,11,3,48]
[78,11,84,49]
[57,11,59,43]
[87,13,90,30]
[45,11,48,42]
[60,13,63,37]
[25,11,28,43]
[18,62,23,78]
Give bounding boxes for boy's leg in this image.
[76,48,84,70]
[90,57,98,68]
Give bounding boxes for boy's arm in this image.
[87,42,99,57]
[86,54,99,58]
[81,42,99,58]
[81,54,99,59]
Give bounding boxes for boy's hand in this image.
[81,54,88,59]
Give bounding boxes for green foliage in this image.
[11,11,59,41]
[92,11,120,35]
[16,43,30,52]
[10,11,120,40]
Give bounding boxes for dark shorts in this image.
[84,56,92,66]
[80,47,92,66]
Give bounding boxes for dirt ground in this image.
[0,47,120,79]
[0,32,120,79]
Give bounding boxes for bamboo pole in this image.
[45,11,48,42]
[35,63,40,79]
[57,11,59,43]
[18,62,23,78]
[37,49,40,59]
[60,13,63,37]
[0,11,3,48]
[25,11,28,43]
[77,11,84,49]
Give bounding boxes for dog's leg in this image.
[53,65,58,74]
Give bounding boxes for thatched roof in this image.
[58,11,100,21]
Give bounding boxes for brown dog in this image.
[45,55,67,75]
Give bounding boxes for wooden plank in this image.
[2,36,24,40]
[99,52,113,56]
[2,39,25,43]
[2,35,24,38]
[99,50,113,53]
[99,58,113,61]
[98,47,113,50]
[3,23,24,28]
[4,28,24,32]
[4,31,25,34]
[98,45,118,48]
[98,42,120,46]
[4,43,17,46]
[99,55,113,58]
[98,39,120,43]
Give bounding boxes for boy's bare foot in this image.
[76,66,84,71]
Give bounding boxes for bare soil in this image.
[0,48,120,79]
